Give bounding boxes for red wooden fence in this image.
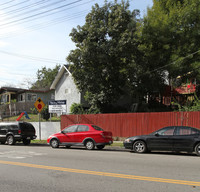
[61,111,200,137]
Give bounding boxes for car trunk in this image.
[19,122,36,136]
[102,131,113,139]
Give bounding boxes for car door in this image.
[0,125,7,141]
[147,126,176,151]
[59,125,78,143]
[73,125,90,143]
[173,126,198,152]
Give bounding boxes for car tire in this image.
[85,140,95,150]
[7,135,15,145]
[96,145,105,150]
[133,140,147,153]
[23,139,31,145]
[194,143,200,156]
[50,139,59,148]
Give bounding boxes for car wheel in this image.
[7,135,15,145]
[96,145,105,150]
[85,140,95,150]
[23,139,31,145]
[50,139,59,148]
[133,140,147,153]
[194,143,200,156]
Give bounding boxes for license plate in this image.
[27,137,31,139]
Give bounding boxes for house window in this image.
[65,89,71,94]
[1,94,9,103]
[27,94,37,102]
[18,94,25,102]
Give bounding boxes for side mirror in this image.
[155,132,159,136]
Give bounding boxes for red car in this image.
[47,124,113,150]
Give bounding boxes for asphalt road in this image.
[0,144,199,192]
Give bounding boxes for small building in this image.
[0,87,54,117]
[50,65,88,114]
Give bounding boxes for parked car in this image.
[47,124,113,150]
[0,121,37,145]
[123,126,200,156]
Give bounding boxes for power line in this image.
[1,0,31,10]
[0,0,50,17]
[0,0,69,21]
[0,0,16,7]
[0,50,67,64]
[0,0,83,28]
[149,50,200,73]
[0,11,87,39]
[0,0,94,39]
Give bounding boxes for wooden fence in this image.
[61,111,200,137]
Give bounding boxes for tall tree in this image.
[67,0,140,112]
[140,0,200,85]
[31,64,61,89]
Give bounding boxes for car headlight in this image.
[124,138,130,142]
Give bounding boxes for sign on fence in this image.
[48,100,67,114]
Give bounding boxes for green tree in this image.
[140,0,200,86]
[67,0,140,112]
[31,64,61,89]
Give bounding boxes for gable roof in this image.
[0,87,52,95]
[50,65,71,90]
[0,87,26,94]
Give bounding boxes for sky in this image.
[0,0,153,89]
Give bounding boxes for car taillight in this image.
[101,133,105,138]
[18,130,21,134]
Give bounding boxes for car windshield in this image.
[150,127,175,136]
[92,125,104,131]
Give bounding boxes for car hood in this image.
[49,132,61,138]
[127,135,149,140]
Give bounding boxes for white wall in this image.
[55,73,81,114]
[31,122,61,140]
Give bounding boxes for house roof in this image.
[0,87,26,94]
[50,65,71,90]
[0,87,52,95]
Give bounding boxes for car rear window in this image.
[92,125,104,131]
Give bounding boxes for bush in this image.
[70,103,84,114]
[41,105,50,120]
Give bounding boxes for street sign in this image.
[48,100,67,113]
[34,97,45,113]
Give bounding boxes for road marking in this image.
[0,160,199,186]
[0,151,46,159]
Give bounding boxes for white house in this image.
[50,65,87,114]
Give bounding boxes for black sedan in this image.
[123,126,200,156]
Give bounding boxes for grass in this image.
[31,140,48,144]
[1,114,60,122]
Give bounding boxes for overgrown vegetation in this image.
[172,94,200,111]
[67,0,200,113]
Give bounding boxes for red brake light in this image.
[18,130,21,134]
[100,133,105,138]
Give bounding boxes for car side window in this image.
[178,127,191,135]
[77,125,89,132]
[177,127,200,136]
[62,125,77,133]
[9,125,19,130]
[191,128,200,135]
[0,125,8,131]
[157,127,175,135]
